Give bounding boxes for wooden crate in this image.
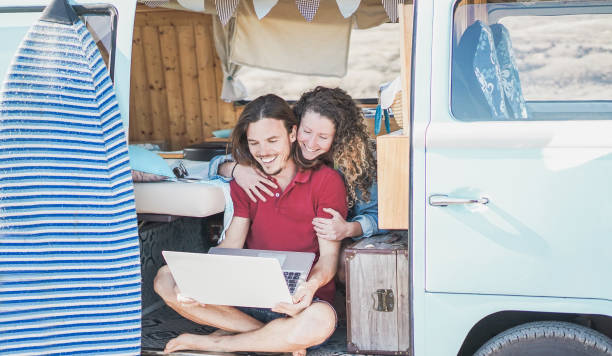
[345,232,410,355]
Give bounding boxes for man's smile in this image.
[260,156,277,164]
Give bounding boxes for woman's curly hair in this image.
[293,86,376,208]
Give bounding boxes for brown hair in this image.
[231,94,311,170]
[293,86,376,207]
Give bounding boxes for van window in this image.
[0,5,117,82]
[240,23,400,100]
[451,0,612,121]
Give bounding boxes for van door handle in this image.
[429,194,489,207]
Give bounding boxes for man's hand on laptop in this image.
[271,280,316,316]
[174,285,206,308]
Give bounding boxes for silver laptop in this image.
[161,248,315,308]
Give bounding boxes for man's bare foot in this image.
[164,333,216,353]
[292,349,307,356]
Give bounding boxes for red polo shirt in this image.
[230,164,347,304]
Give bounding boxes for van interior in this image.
[125,1,404,354]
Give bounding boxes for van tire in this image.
[473,321,612,356]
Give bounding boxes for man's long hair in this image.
[231,94,315,171]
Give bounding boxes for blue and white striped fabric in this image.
[0,17,141,356]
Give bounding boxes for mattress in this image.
[134,181,225,217]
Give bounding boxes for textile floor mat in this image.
[141,287,353,356]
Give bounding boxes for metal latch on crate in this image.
[372,289,394,312]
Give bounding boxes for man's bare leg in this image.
[164,301,336,354]
[154,266,263,333]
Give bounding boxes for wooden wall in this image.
[129,6,240,150]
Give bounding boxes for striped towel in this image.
[0,16,141,356]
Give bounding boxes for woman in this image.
[209,87,382,281]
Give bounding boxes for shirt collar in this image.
[294,168,312,184]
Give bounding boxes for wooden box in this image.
[345,232,410,355]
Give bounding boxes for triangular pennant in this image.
[253,0,279,19]
[382,0,399,22]
[178,0,206,12]
[216,0,239,25]
[335,0,361,18]
[295,0,320,22]
[139,0,170,8]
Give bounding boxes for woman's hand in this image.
[233,164,277,202]
[272,280,316,316]
[312,208,352,241]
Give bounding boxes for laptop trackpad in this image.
[257,252,286,267]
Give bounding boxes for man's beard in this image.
[256,162,282,176]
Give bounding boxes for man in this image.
[153,94,347,355]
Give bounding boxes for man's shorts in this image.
[235,298,337,350]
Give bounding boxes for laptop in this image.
[161,248,315,308]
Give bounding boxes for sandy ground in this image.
[502,14,612,101]
[238,23,401,100]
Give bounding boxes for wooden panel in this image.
[130,26,153,142]
[177,25,204,146]
[377,135,410,229]
[141,25,169,144]
[399,3,413,134]
[194,21,219,140]
[347,253,398,352]
[159,25,186,149]
[397,250,410,352]
[129,7,238,149]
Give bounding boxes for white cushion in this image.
[134,181,225,217]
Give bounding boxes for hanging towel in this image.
[0,1,141,355]
[231,0,352,77]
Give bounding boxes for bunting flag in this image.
[140,0,170,8]
[295,0,321,22]
[382,0,399,22]
[178,0,206,12]
[253,0,279,19]
[336,0,361,18]
[0,0,141,355]
[216,0,240,25]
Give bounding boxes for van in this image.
[0,0,611,355]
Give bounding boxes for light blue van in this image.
[0,0,611,355]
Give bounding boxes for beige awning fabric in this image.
[230,0,352,77]
[213,17,248,101]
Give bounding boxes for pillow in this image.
[128,145,176,182]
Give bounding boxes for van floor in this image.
[141,288,352,356]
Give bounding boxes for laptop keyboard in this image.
[283,271,302,294]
